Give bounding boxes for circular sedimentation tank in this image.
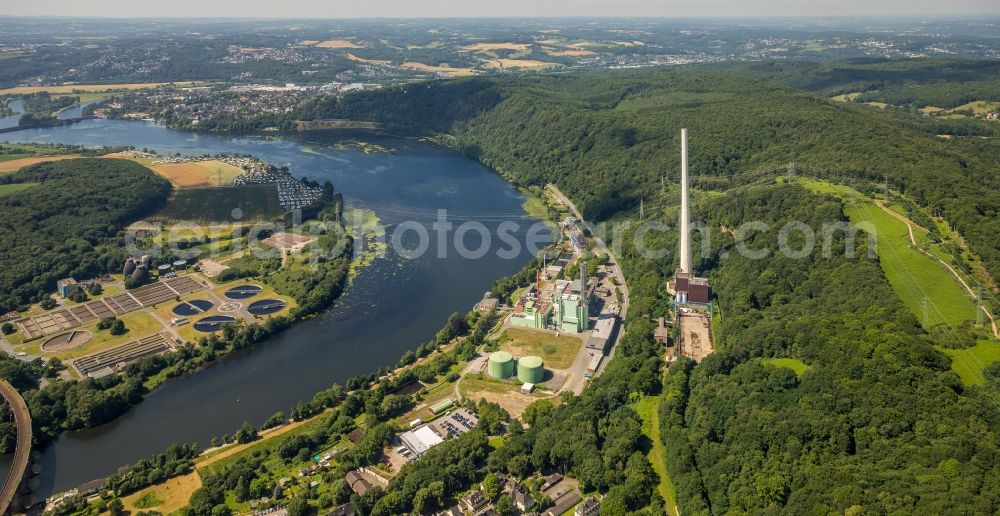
[487,351,515,379]
[225,284,263,300]
[172,299,214,317]
[193,315,236,333]
[247,299,287,316]
[517,355,545,384]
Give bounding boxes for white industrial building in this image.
[399,425,444,457]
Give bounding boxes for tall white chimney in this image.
[679,128,691,274]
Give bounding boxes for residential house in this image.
[459,490,488,513]
[575,497,600,516]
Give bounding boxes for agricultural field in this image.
[936,340,1000,386]
[400,62,477,77]
[52,91,116,103]
[463,42,532,52]
[122,471,202,515]
[0,155,79,172]
[149,160,244,188]
[313,40,363,48]
[0,82,203,95]
[0,183,37,197]
[481,59,559,70]
[153,184,282,222]
[943,100,1000,115]
[829,92,861,102]
[545,49,595,57]
[496,327,582,369]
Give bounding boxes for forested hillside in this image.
[717,58,1000,108]
[297,67,1000,513]
[0,158,171,311]
[304,66,1000,288]
[661,185,1000,514]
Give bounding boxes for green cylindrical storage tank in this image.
[517,356,545,384]
[488,351,515,379]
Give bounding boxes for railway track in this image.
[0,380,31,515]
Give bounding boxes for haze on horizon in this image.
[2,0,999,19]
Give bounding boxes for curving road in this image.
[0,380,31,516]
[548,185,630,386]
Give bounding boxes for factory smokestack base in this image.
[669,128,711,305]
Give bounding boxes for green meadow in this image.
[844,201,977,328]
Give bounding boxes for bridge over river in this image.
[0,380,31,515]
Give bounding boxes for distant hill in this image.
[303,66,1000,284]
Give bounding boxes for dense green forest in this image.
[660,185,1000,513]
[0,158,171,312]
[718,58,1000,108]
[302,65,1000,290]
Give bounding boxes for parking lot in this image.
[432,408,479,438]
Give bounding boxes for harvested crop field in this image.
[465,42,531,51]
[482,59,558,69]
[151,160,243,188]
[123,471,202,514]
[0,155,79,172]
[401,62,477,77]
[315,40,362,48]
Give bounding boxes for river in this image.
[0,99,24,129]
[1,117,546,499]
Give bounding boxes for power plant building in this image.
[510,295,553,330]
[510,265,591,333]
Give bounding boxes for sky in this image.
[1,0,999,18]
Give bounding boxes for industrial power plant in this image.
[509,263,591,334]
[668,128,712,305]
[667,129,716,364]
